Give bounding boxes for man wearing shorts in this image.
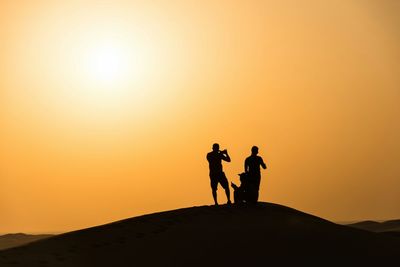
[206,143,232,205]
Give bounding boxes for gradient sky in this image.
[1,0,399,233]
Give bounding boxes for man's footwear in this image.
[227,200,232,205]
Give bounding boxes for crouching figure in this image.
[231,172,258,204]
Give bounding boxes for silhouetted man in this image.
[206,143,231,205]
[244,146,267,202]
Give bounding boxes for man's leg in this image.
[220,172,231,204]
[212,189,218,205]
[254,175,261,202]
[224,186,231,204]
[210,176,218,205]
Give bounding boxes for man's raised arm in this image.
[222,150,231,162]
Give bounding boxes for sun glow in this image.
[4,2,187,124]
[82,42,130,86]
[88,46,124,82]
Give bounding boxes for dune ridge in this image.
[0,202,399,266]
[348,219,400,233]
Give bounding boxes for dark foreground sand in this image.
[1,202,399,266]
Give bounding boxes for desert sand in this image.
[0,234,54,250]
[1,202,399,266]
[347,220,400,234]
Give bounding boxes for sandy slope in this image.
[0,202,399,266]
[348,220,400,233]
[0,234,53,250]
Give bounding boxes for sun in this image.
[84,43,129,85]
[62,40,137,118]
[60,34,175,121]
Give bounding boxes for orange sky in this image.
[1,0,399,233]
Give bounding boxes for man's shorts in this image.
[209,171,229,191]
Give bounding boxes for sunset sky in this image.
[1,0,399,233]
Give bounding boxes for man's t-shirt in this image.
[207,151,224,174]
[245,155,266,176]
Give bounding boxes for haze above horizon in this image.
[1,0,399,233]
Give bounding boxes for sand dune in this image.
[348,219,400,233]
[0,234,54,250]
[0,202,399,266]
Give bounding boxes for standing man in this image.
[244,146,267,202]
[206,143,232,205]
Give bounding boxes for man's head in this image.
[251,146,259,155]
[212,143,220,152]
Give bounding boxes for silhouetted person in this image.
[231,172,258,204]
[206,143,231,205]
[244,146,267,202]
